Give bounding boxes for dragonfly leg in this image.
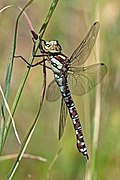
[30,59,51,70]
[14,55,32,67]
[14,55,51,69]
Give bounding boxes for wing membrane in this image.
[46,80,61,102]
[59,98,68,140]
[69,22,100,66]
[68,63,107,96]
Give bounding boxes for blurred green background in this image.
[0,0,120,179]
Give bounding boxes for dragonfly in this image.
[16,21,107,160]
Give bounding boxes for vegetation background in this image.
[0,0,120,179]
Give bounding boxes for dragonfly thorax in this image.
[44,40,62,54]
[49,56,65,74]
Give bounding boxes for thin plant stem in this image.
[90,7,101,180]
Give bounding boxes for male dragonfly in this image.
[15,21,107,160]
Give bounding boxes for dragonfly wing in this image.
[68,63,107,96]
[69,22,100,66]
[59,97,68,140]
[46,79,61,102]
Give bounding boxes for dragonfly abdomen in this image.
[54,73,89,160]
[65,89,89,160]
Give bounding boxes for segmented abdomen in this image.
[54,73,89,160]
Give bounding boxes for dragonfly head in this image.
[44,40,62,54]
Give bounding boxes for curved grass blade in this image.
[0,5,13,13]
[0,0,34,153]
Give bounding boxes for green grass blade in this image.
[6,0,59,179]
[38,0,59,36]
